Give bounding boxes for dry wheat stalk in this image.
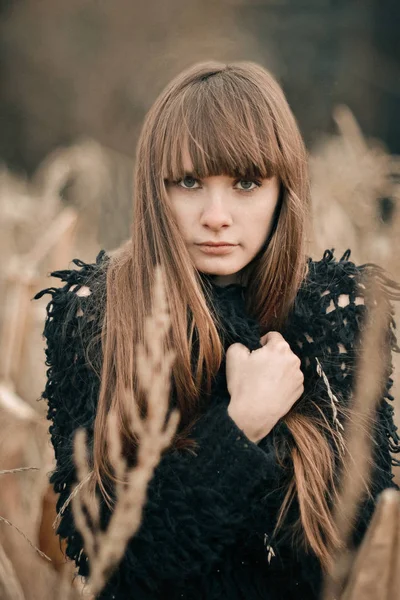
[0,467,51,563]
[0,467,39,475]
[340,488,400,600]
[72,264,180,597]
[57,562,82,600]
[0,539,25,600]
[0,516,51,562]
[310,105,400,268]
[323,276,391,599]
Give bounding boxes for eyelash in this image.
[172,177,262,193]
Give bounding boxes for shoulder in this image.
[299,248,367,320]
[34,249,109,348]
[283,248,400,401]
[289,248,399,353]
[34,250,110,429]
[34,248,109,305]
[34,251,110,557]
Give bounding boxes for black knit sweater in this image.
[35,249,400,599]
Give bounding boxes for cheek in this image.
[245,205,276,239]
[171,203,197,236]
[248,180,280,235]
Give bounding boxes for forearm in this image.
[57,403,278,591]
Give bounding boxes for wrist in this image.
[227,405,268,445]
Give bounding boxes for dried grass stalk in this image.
[0,464,51,564]
[0,516,51,562]
[57,563,82,600]
[310,105,400,267]
[53,473,92,531]
[0,538,25,600]
[72,264,180,597]
[323,276,392,599]
[341,488,400,600]
[0,383,39,422]
[0,467,39,475]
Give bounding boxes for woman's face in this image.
[166,148,281,286]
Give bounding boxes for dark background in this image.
[1,0,398,177]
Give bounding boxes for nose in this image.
[199,194,233,231]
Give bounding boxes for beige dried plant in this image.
[341,488,400,600]
[0,539,25,600]
[310,105,400,267]
[71,264,180,597]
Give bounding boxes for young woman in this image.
[36,61,400,599]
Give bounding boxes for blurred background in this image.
[0,0,399,597]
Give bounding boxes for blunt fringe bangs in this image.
[152,62,302,189]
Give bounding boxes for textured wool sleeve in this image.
[99,404,278,597]
[35,253,279,596]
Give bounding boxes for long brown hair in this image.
[93,61,340,569]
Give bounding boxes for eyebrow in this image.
[180,171,262,179]
[175,167,270,180]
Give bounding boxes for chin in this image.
[194,259,243,276]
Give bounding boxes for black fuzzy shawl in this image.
[35,249,400,599]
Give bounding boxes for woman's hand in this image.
[226,332,304,444]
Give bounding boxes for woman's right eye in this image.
[177,176,200,189]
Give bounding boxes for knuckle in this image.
[226,343,239,356]
[268,331,283,343]
[227,342,240,352]
[227,343,247,358]
[275,339,289,352]
[294,355,302,368]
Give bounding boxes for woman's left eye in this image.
[234,179,261,191]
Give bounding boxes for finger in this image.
[260,331,283,346]
[226,342,251,358]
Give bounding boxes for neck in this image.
[210,273,240,287]
[205,265,250,288]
